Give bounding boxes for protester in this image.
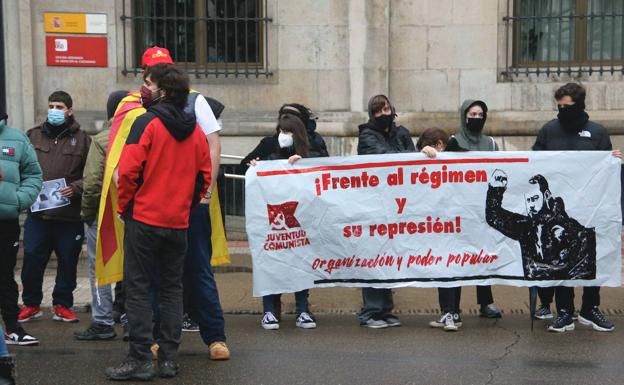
[143,48,231,360]
[415,128,468,332]
[19,91,90,324]
[0,107,42,347]
[440,99,503,320]
[239,103,328,173]
[245,114,320,330]
[105,64,211,381]
[357,94,415,329]
[73,91,129,341]
[533,82,620,333]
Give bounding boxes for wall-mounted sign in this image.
[45,36,108,67]
[44,12,107,34]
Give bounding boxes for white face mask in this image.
[217,119,223,129]
[278,132,294,148]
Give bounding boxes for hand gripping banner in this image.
[245,152,622,296]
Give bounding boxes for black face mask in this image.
[375,114,394,131]
[557,103,584,127]
[466,118,485,133]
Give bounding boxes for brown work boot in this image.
[209,341,230,361]
[150,343,159,360]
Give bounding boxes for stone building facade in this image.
[3,0,623,161]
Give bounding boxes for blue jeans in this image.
[87,221,114,326]
[183,204,226,345]
[21,216,84,308]
[263,291,309,314]
[0,326,8,357]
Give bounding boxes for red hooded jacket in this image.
[117,102,211,229]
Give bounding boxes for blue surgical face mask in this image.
[47,109,66,126]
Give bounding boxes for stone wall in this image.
[3,0,623,158]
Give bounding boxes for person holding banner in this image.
[357,94,415,329]
[532,82,620,333]
[415,129,465,332]
[247,114,321,330]
[438,99,503,320]
[239,103,328,174]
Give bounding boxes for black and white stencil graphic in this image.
[486,170,596,280]
[31,178,71,212]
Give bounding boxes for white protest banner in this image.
[245,152,621,297]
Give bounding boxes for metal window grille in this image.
[502,0,624,78]
[121,0,272,78]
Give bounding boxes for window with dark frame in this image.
[121,0,272,78]
[502,0,623,77]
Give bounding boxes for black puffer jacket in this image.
[532,115,612,151]
[239,134,325,173]
[357,121,414,155]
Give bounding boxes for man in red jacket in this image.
[105,64,211,381]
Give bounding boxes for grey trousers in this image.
[87,221,114,326]
[358,288,394,322]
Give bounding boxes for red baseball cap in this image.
[141,46,174,67]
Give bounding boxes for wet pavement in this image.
[11,313,624,385]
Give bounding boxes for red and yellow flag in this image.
[95,92,230,285]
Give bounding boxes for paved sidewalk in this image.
[15,238,624,319]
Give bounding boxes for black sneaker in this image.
[181,314,199,332]
[479,304,502,318]
[5,327,39,346]
[547,310,575,333]
[74,323,116,341]
[534,305,553,320]
[105,359,156,381]
[295,312,317,329]
[578,307,615,332]
[261,312,280,330]
[158,360,179,378]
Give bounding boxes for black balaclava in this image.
[557,103,588,133]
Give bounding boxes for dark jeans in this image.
[183,203,226,345]
[438,286,494,313]
[124,218,187,362]
[358,288,394,322]
[537,287,555,306]
[555,286,600,313]
[262,291,309,315]
[0,219,20,332]
[21,216,84,308]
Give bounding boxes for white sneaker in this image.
[429,312,458,331]
[261,312,279,330]
[295,312,317,329]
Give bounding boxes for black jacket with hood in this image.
[239,120,328,173]
[357,101,415,156]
